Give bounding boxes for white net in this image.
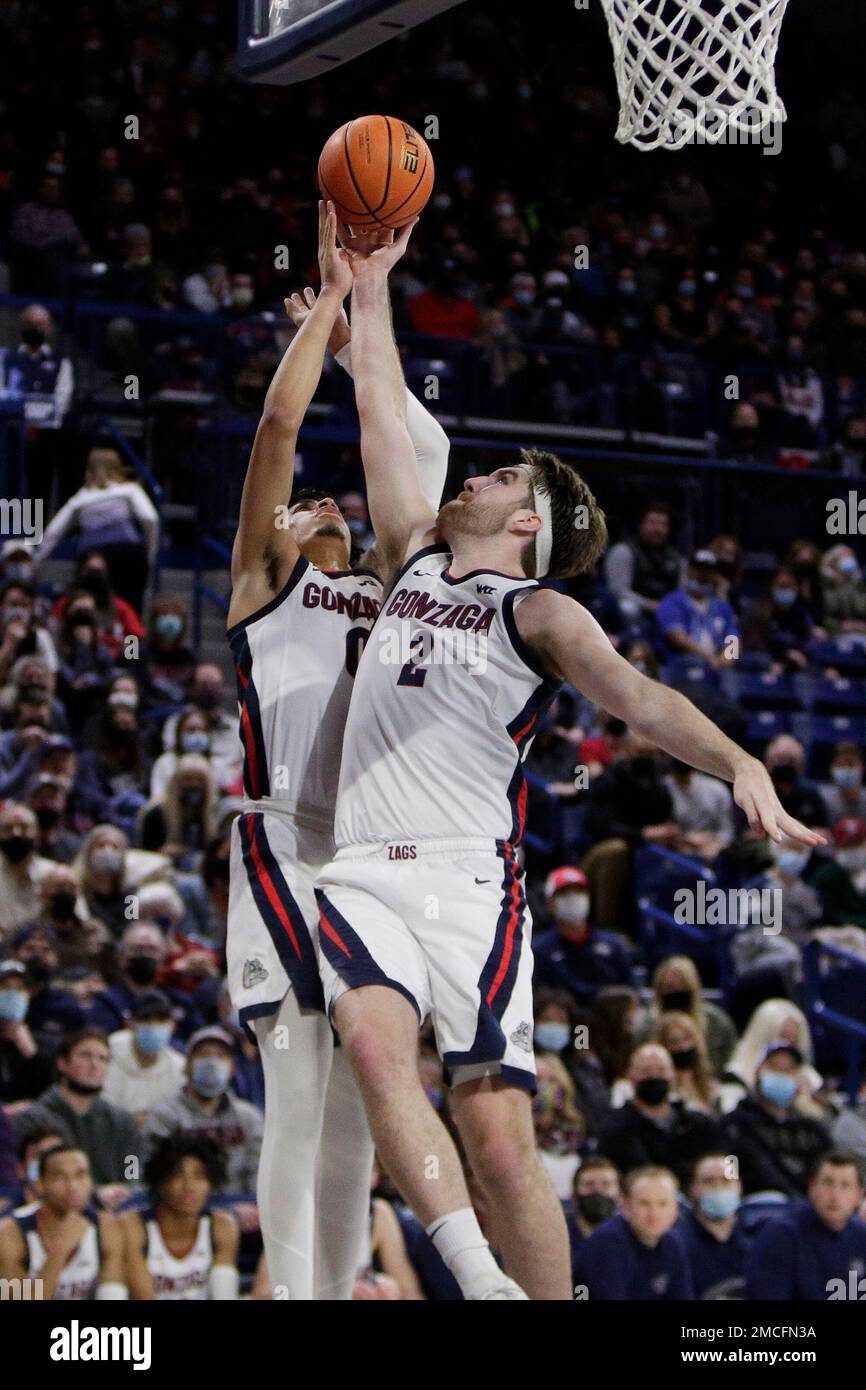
[600,0,791,151]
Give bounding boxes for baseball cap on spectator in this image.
[0,960,27,980]
[41,735,73,753]
[690,548,719,569]
[12,923,58,948]
[762,1040,803,1065]
[1,539,37,559]
[188,1025,234,1053]
[132,989,173,1020]
[545,866,588,899]
[833,817,866,847]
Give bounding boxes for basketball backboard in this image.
[237,0,468,84]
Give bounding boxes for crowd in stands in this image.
[1,1,866,1300]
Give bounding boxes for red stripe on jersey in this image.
[247,815,303,959]
[239,701,261,799]
[486,856,521,1008]
[318,908,353,959]
[511,712,537,746]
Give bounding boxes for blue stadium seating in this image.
[635,845,734,993]
[802,938,866,1103]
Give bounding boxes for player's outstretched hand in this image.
[284,287,350,356]
[347,217,419,277]
[318,199,353,299]
[733,758,827,847]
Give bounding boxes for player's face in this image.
[41,1151,93,1214]
[438,467,534,543]
[287,496,352,554]
[160,1156,211,1217]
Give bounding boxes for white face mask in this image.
[554,891,590,927]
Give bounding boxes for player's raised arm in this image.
[229,202,352,622]
[345,219,439,573]
[515,587,827,849]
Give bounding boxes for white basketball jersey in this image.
[335,546,560,847]
[146,1212,213,1300]
[22,1210,100,1300]
[228,556,382,819]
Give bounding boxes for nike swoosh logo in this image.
[475,877,491,885]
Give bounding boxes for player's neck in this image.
[447,537,526,581]
[302,537,351,573]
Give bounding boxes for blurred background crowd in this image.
[1,0,866,1300]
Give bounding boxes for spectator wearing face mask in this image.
[0,655,67,734]
[532,1052,586,1200]
[136,881,220,1003]
[569,1155,622,1270]
[87,922,173,1033]
[533,866,634,1005]
[11,924,85,1053]
[797,832,866,930]
[53,588,116,735]
[764,734,829,832]
[407,264,480,340]
[582,747,678,930]
[723,402,775,468]
[572,1165,693,1300]
[159,666,241,794]
[0,802,55,943]
[0,694,59,800]
[149,711,214,803]
[650,1012,719,1115]
[142,1027,262,1195]
[534,987,612,1135]
[33,448,158,612]
[784,539,826,623]
[643,957,737,1077]
[656,549,738,668]
[74,708,151,833]
[37,864,111,971]
[603,499,683,622]
[14,1028,142,1207]
[0,960,55,1104]
[103,989,185,1126]
[742,567,813,673]
[820,544,866,637]
[52,552,145,661]
[680,1151,749,1298]
[745,1152,866,1299]
[598,1043,723,1187]
[27,774,81,863]
[822,746,866,825]
[663,757,735,861]
[140,755,218,871]
[0,579,58,686]
[723,1042,831,1196]
[720,999,825,1117]
[144,600,197,702]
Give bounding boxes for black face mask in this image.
[660,989,693,1013]
[630,756,656,782]
[0,835,34,865]
[35,806,61,831]
[715,559,736,580]
[22,327,46,349]
[126,955,158,986]
[635,1077,670,1106]
[79,571,110,601]
[50,890,77,919]
[575,1193,618,1227]
[25,957,53,987]
[671,1046,699,1070]
[771,763,798,785]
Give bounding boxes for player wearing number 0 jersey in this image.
[314,237,826,1302]
[225,204,448,1302]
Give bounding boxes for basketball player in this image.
[0,1144,126,1299]
[122,1133,239,1300]
[226,201,449,1301]
[314,241,826,1301]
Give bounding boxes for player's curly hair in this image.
[519,447,608,580]
[143,1130,228,1196]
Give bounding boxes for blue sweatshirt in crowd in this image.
[744,1200,866,1300]
[573,1212,694,1300]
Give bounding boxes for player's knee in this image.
[335,996,416,1095]
[464,1124,538,1198]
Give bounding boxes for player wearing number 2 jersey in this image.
[225,204,448,1301]
[314,226,826,1302]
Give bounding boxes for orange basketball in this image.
[318,115,435,232]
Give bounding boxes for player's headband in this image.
[517,464,553,579]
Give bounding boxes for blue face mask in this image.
[758,1070,798,1107]
[777,849,809,878]
[679,281,697,297]
[832,766,862,790]
[181,731,210,755]
[534,1022,571,1053]
[0,989,28,1022]
[134,1023,172,1056]
[156,613,184,642]
[838,554,860,579]
[191,1056,231,1098]
[687,579,715,599]
[699,1188,740,1222]
[772,588,797,608]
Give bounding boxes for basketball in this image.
[317,115,435,232]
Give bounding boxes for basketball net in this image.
[600,0,790,151]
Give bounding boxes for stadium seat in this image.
[744,708,793,750]
[634,845,734,993]
[805,676,866,715]
[722,670,802,711]
[802,938,866,1103]
[806,638,866,676]
[661,655,721,690]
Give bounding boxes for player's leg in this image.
[254,990,333,1300]
[331,985,523,1299]
[450,1077,573,1300]
[313,1039,375,1301]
